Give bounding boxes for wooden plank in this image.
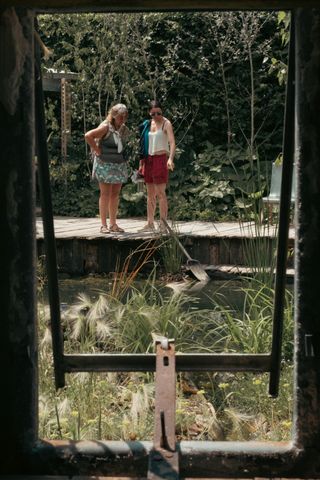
[36,218,295,240]
[36,217,296,274]
[229,237,244,265]
[192,237,211,264]
[98,239,114,273]
[209,240,220,265]
[56,239,74,273]
[206,264,295,278]
[219,238,231,265]
[83,242,97,274]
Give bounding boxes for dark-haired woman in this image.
[139,100,176,232]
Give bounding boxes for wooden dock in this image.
[36,216,295,276]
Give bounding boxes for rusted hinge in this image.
[148,338,179,480]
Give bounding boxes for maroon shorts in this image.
[144,154,168,184]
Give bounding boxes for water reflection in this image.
[41,275,293,316]
[43,276,246,311]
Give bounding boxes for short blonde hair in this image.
[106,103,128,125]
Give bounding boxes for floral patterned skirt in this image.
[92,157,128,184]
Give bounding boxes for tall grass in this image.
[237,210,279,288]
[157,221,184,275]
[228,150,280,287]
[204,278,294,359]
[111,239,159,299]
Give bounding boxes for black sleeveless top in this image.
[99,133,125,164]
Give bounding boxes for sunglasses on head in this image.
[150,112,162,117]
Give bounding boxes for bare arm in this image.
[84,122,109,156]
[165,120,176,171]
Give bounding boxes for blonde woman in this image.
[85,103,129,233]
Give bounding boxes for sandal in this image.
[109,224,125,233]
[138,223,155,232]
[100,225,109,234]
[157,221,168,234]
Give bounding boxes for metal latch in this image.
[148,338,179,480]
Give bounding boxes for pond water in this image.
[40,274,293,314]
[42,275,247,311]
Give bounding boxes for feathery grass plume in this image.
[223,408,255,440]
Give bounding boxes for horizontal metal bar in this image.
[63,353,271,372]
[24,439,297,477]
[3,0,320,11]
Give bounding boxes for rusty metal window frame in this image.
[2,2,320,478]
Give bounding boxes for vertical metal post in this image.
[294,8,320,450]
[61,77,71,161]
[35,21,65,389]
[0,7,37,473]
[148,339,179,480]
[269,11,296,397]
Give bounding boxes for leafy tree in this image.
[38,11,288,219]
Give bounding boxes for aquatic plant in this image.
[157,221,184,275]
[204,278,294,359]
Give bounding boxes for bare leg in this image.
[155,183,168,222]
[146,183,156,226]
[99,182,111,226]
[109,183,122,226]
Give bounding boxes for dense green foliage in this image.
[39,11,289,219]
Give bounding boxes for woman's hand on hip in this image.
[93,146,101,156]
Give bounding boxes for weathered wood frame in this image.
[1,3,320,478]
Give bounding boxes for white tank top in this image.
[148,126,169,155]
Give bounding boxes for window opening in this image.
[6,4,319,478]
[34,11,296,473]
[35,12,294,397]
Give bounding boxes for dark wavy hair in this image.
[149,99,162,110]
